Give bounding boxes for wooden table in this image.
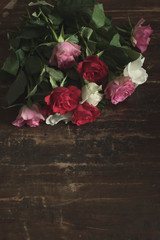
[0,1,160,239]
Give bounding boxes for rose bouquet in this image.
[0,0,153,127]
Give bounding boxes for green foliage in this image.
[81,27,93,40]
[110,33,121,47]
[0,0,138,108]
[25,56,43,74]
[16,49,26,66]
[91,4,106,28]
[29,1,54,7]
[2,50,19,76]
[6,70,27,105]
[45,66,64,83]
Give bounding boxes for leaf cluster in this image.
[0,0,140,108]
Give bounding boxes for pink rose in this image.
[72,102,101,126]
[49,41,81,69]
[131,18,153,53]
[104,76,135,104]
[12,104,45,127]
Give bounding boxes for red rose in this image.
[77,55,109,84]
[42,105,53,116]
[45,86,81,115]
[72,102,101,126]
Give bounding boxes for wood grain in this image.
[0,0,160,240]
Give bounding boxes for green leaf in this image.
[26,67,46,98]
[25,56,43,74]
[65,34,79,44]
[32,12,39,18]
[6,70,27,105]
[107,71,117,81]
[21,43,31,52]
[46,66,65,88]
[47,14,63,26]
[9,38,21,50]
[105,46,130,67]
[105,16,112,26]
[91,4,106,28]
[122,46,141,61]
[110,33,121,47]
[30,18,46,27]
[16,49,26,67]
[18,27,45,39]
[81,27,93,40]
[65,68,80,81]
[2,50,19,76]
[60,75,68,87]
[29,1,54,8]
[87,40,97,54]
[86,47,92,56]
[38,46,52,60]
[46,66,64,83]
[102,55,117,71]
[49,76,58,88]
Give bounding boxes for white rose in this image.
[123,55,148,85]
[81,82,103,106]
[46,112,72,126]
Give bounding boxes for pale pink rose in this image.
[49,41,81,69]
[104,76,135,104]
[12,104,45,127]
[131,18,153,53]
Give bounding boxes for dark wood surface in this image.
[0,1,160,240]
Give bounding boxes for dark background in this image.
[0,0,160,239]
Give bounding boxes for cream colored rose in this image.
[81,82,103,106]
[123,56,148,85]
[46,112,72,126]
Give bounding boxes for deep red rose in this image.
[45,86,81,115]
[77,55,109,84]
[42,105,53,116]
[72,102,101,126]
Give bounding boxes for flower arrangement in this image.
[0,0,153,127]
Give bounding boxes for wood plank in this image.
[0,0,160,240]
